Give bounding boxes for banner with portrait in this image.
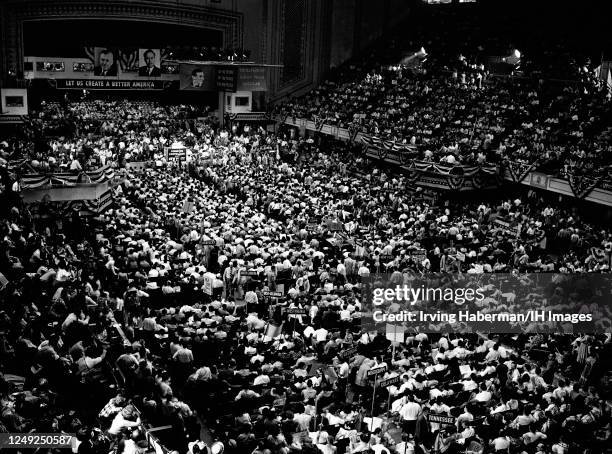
[83,47,166,76]
[91,47,120,77]
[179,64,216,91]
[138,48,162,77]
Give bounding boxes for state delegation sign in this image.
[427,413,456,425]
[378,375,400,388]
[367,365,387,377]
[286,308,307,315]
[262,291,283,298]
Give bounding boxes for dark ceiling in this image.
[23,19,224,57]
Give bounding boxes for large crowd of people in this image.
[279,66,611,177]
[1,5,612,453]
[275,7,612,182]
[1,96,611,454]
[2,100,209,174]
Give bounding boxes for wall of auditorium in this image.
[0,0,247,85]
[266,0,412,101]
[329,0,413,69]
[1,0,412,101]
[329,0,356,69]
[356,0,386,52]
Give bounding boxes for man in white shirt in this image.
[457,407,474,429]
[491,435,510,452]
[485,344,501,362]
[293,411,312,431]
[472,383,492,403]
[70,158,83,171]
[252,372,270,386]
[438,336,449,351]
[313,326,329,343]
[370,441,391,454]
[399,394,421,434]
[394,434,415,454]
[108,407,141,435]
[462,375,478,392]
[303,325,315,340]
[430,398,451,432]
[334,356,350,381]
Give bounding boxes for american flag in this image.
[118,49,139,72]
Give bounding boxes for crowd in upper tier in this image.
[1,97,611,454]
[275,6,612,182]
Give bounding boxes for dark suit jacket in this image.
[415,414,432,444]
[93,65,118,76]
[138,66,161,77]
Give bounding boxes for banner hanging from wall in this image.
[179,64,217,91]
[568,173,602,199]
[138,49,162,77]
[20,165,116,189]
[216,67,238,92]
[504,159,539,183]
[366,149,500,192]
[56,79,165,90]
[237,66,267,91]
[26,52,273,92]
[27,189,114,217]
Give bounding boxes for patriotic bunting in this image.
[28,189,113,217]
[406,161,497,177]
[314,115,325,131]
[20,165,115,189]
[568,173,602,199]
[446,166,466,191]
[505,159,539,183]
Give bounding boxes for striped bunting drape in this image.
[20,165,115,189]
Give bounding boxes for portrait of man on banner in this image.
[138,48,161,77]
[93,48,118,76]
[179,64,214,90]
[191,68,205,88]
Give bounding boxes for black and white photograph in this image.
[138,49,161,77]
[93,47,119,77]
[1,1,612,454]
[179,64,215,91]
